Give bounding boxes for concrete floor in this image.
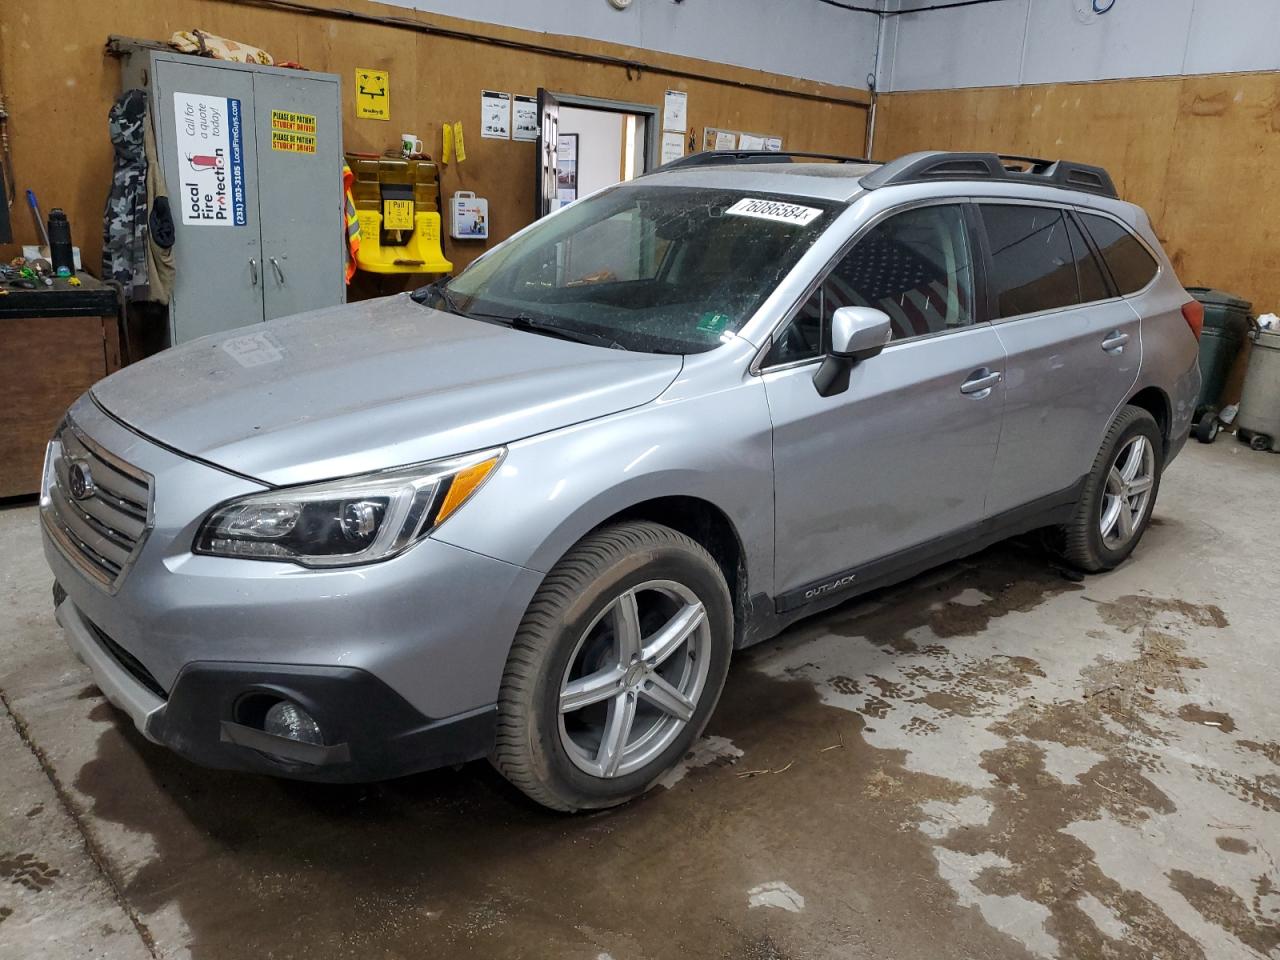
[1,439,1277,960]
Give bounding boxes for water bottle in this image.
[48,208,75,278]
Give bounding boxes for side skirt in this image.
[739,478,1086,647]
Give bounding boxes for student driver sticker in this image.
[270,110,317,153]
[726,197,822,227]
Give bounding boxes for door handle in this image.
[249,258,259,286]
[960,369,1002,397]
[1102,331,1130,353]
[269,257,286,284]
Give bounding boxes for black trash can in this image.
[1187,287,1252,413]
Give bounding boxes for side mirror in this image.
[814,307,892,397]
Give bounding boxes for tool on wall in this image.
[26,189,51,249]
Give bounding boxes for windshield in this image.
[428,184,840,354]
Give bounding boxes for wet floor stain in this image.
[1178,704,1237,733]
[0,852,61,892]
[63,541,1280,960]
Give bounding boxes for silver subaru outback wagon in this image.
[42,151,1201,811]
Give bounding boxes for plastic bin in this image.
[1238,327,1280,452]
[1187,287,1252,412]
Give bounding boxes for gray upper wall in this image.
[879,0,1280,92]
[376,0,880,90]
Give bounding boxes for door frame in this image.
[535,90,660,219]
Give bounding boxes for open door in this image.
[535,88,561,219]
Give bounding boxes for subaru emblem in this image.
[68,461,96,502]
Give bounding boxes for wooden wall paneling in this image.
[0,316,110,498]
[0,0,869,285]
[876,71,1280,315]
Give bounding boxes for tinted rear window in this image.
[981,205,1079,319]
[1080,213,1159,295]
[1065,214,1111,304]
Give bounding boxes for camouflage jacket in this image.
[102,89,149,295]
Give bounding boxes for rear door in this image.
[979,202,1141,514]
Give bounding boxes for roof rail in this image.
[654,150,872,172]
[860,151,1118,198]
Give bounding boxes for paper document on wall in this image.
[661,131,685,165]
[513,95,538,141]
[714,130,737,150]
[765,136,784,152]
[481,90,511,139]
[738,134,765,150]
[663,90,688,132]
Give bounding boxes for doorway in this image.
[535,90,659,219]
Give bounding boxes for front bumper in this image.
[44,395,543,781]
[57,595,497,780]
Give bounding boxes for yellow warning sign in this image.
[355,68,390,121]
[383,199,413,230]
[271,110,317,153]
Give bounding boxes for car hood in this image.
[92,295,684,486]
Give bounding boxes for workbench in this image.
[0,274,124,498]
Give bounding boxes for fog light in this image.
[263,700,324,745]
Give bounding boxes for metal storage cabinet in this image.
[121,49,344,344]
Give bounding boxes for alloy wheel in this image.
[558,580,712,779]
[1099,435,1155,550]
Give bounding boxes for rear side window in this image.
[980,205,1078,318]
[1065,215,1111,304]
[1080,213,1159,294]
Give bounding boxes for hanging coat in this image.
[102,89,149,297]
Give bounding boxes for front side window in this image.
[766,203,975,365]
[1080,213,1159,295]
[981,204,1080,319]
[436,185,839,354]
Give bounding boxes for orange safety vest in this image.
[342,163,360,283]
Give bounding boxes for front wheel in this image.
[1061,406,1164,573]
[491,521,733,811]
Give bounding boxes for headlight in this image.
[194,448,503,566]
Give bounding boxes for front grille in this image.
[41,419,153,591]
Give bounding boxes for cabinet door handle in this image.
[249,258,259,286]
[269,257,286,284]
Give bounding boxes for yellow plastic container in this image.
[354,209,452,274]
[346,154,452,275]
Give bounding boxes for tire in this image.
[491,521,733,812]
[1061,406,1164,573]
[1250,433,1272,452]
[1194,412,1220,444]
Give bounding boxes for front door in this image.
[763,203,1006,611]
[977,203,1142,513]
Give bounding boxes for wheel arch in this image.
[591,496,752,646]
[1124,385,1172,454]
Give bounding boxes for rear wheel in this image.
[491,521,733,811]
[1061,406,1163,573]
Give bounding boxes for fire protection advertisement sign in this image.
[174,91,247,226]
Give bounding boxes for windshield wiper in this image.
[410,278,468,317]
[470,310,625,351]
